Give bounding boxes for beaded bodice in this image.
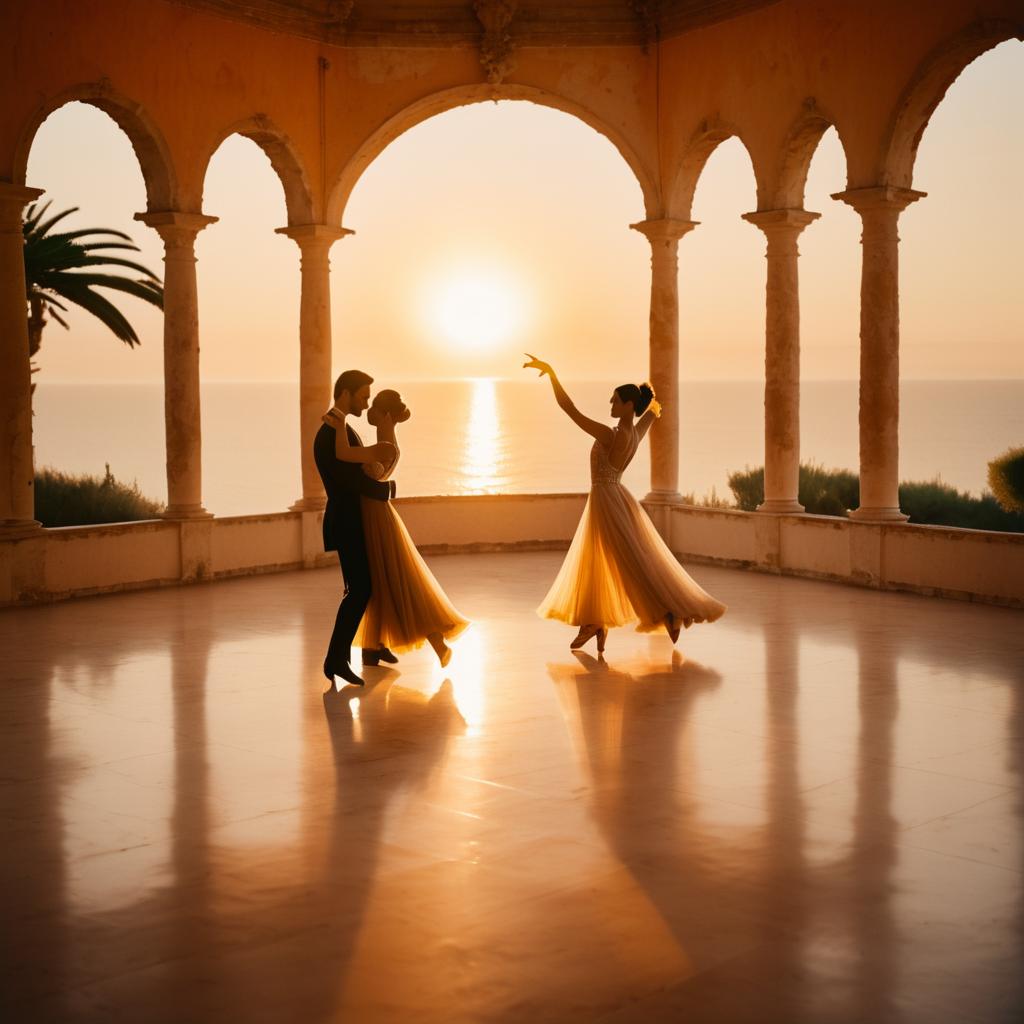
[590,426,638,486]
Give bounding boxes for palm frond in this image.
[46,278,143,346]
[77,241,144,254]
[22,201,54,235]
[23,204,163,352]
[40,293,69,312]
[36,271,164,310]
[27,204,80,240]
[38,254,161,279]
[46,226,136,246]
[48,307,70,330]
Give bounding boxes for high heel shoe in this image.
[665,613,681,645]
[427,632,452,668]
[571,624,606,654]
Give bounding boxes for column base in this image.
[643,490,684,504]
[290,496,327,512]
[162,505,213,521]
[0,519,43,541]
[849,506,909,523]
[757,499,805,514]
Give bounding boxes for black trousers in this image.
[325,537,372,670]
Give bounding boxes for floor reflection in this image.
[0,553,1021,1022]
[316,675,465,1016]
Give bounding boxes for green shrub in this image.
[680,486,733,509]
[726,462,858,515]
[899,479,1024,533]
[726,462,1024,533]
[988,446,1024,514]
[726,465,764,512]
[34,464,164,527]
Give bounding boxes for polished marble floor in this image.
[1,552,1022,1023]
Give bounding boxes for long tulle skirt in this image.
[355,498,469,653]
[538,483,727,632]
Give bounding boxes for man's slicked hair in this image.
[334,369,373,400]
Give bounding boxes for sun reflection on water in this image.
[462,378,509,493]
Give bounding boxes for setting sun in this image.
[428,270,528,352]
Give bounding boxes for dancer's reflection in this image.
[316,676,465,1012]
[549,652,728,952]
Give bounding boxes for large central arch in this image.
[327,83,660,227]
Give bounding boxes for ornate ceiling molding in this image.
[474,0,518,84]
[161,0,781,48]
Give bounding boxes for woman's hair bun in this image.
[367,388,411,426]
[615,381,655,416]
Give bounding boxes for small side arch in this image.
[666,116,761,220]
[13,79,177,210]
[882,17,1024,188]
[196,115,315,225]
[770,100,851,210]
[327,83,660,226]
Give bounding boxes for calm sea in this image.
[33,380,1024,517]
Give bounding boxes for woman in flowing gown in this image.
[323,390,468,667]
[523,354,726,653]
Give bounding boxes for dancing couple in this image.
[316,362,725,688]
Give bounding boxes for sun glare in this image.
[429,270,527,352]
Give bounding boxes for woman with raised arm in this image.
[324,389,468,667]
[523,354,725,654]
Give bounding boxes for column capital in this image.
[741,208,821,233]
[630,218,699,244]
[831,186,926,214]
[134,211,218,245]
[0,183,44,210]
[275,224,353,249]
[0,183,44,229]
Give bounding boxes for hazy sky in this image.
[27,40,1022,384]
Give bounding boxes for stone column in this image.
[832,186,925,522]
[741,208,820,513]
[275,224,351,510]
[0,183,44,537]
[135,212,217,518]
[630,218,698,502]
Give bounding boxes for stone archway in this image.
[195,115,315,225]
[771,101,850,210]
[13,80,177,212]
[881,16,1024,188]
[327,83,659,227]
[666,116,761,221]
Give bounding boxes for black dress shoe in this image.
[362,646,398,667]
[334,662,365,687]
[324,658,363,687]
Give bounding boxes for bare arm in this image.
[323,410,395,464]
[523,354,614,446]
[636,399,663,442]
[372,416,400,480]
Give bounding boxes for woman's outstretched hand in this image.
[523,353,554,378]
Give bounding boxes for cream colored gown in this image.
[354,449,469,654]
[538,425,727,632]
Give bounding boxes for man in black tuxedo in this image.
[314,369,397,688]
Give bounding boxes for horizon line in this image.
[36,376,1024,386]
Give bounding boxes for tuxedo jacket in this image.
[313,421,392,553]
